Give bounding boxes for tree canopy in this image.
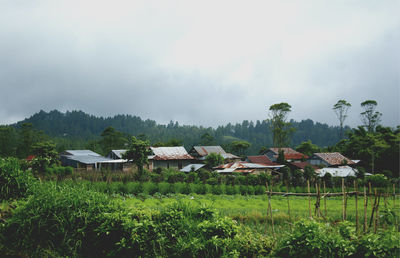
[268,102,294,147]
[333,100,351,139]
[360,100,382,132]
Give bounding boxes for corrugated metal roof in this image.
[289,162,318,170]
[317,166,358,177]
[180,163,206,172]
[247,155,276,165]
[109,149,127,159]
[63,155,117,165]
[313,152,355,166]
[215,162,284,172]
[193,146,226,156]
[268,148,308,160]
[150,146,194,160]
[64,150,101,156]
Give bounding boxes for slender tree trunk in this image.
[307,180,311,218]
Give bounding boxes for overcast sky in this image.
[0,0,399,128]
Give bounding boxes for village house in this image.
[60,150,126,171]
[246,155,277,166]
[214,161,284,174]
[316,166,359,177]
[286,161,318,172]
[264,148,307,163]
[308,152,355,167]
[189,146,241,163]
[148,146,194,170]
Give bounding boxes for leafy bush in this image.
[0,158,36,200]
[364,174,389,188]
[0,183,126,257]
[355,228,400,257]
[274,220,355,257]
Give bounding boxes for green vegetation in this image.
[333,99,351,139]
[0,158,399,257]
[1,109,349,156]
[267,102,294,147]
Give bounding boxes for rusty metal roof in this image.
[150,146,194,160]
[288,162,318,170]
[192,146,240,160]
[313,152,355,166]
[193,146,226,156]
[247,155,276,165]
[268,148,308,160]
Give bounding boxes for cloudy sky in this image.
[0,0,399,127]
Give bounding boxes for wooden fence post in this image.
[307,180,311,218]
[354,180,358,234]
[364,186,367,233]
[323,181,327,217]
[342,178,346,221]
[266,181,275,237]
[286,181,292,230]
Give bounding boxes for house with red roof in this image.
[264,148,308,163]
[246,155,277,166]
[308,152,355,167]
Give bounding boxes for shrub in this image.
[211,185,223,195]
[365,174,389,188]
[0,158,36,200]
[274,220,355,257]
[355,228,400,257]
[142,182,158,195]
[0,183,126,257]
[158,182,171,195]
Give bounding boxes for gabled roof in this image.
[192,146,226,156]
[215,161,284,173]
[108,149,127,159]
[191,146,240,160]
[247,155,276,165]
[312,152,355,166]
[288,161,318,170]
[63,150,101,156]
[150,146,194,160]
[317,166,358,177]
[63,155,118,165]
[180,163,206,172]
[268,148,308,160]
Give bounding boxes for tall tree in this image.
[360,100,382,132]
[268,102,294,147]
[0,126,18,157]
[205,153,224,168]
[122,136,151,175]
[333,100,351,139]
[16,123,45,158]
[296,140,320,157]
[230,140,251,156]
[100,126,127,155]
[200,132,216,145]
[31,141,59,173]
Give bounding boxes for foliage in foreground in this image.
[0,183,273,257]
[275,220,400,258]
[0,158,36,200]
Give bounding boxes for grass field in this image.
[124,193,399,235]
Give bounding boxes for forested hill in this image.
[11,110,346,154]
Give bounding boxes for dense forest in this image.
[1,109,398,175]
[5,110,344,153]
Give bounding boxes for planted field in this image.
[124,193,398,235]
